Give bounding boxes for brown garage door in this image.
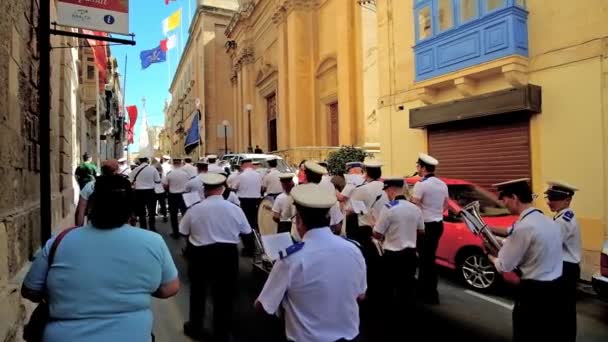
[428,115,531,191]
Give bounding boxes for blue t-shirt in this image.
[24,224,178,342]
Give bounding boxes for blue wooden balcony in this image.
[414,0,528,82]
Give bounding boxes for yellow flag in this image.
[162,8,181,35]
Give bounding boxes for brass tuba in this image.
[459,201,503,256]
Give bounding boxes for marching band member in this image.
[272,173,296,234]
[262,158,283,198]
[411,153,448,304]
[129,156,162,232]
[302,161,344,234]
[338,162,365,239]
[180,173,253,342]
[184,160,208,199]
[117,157,131,177]
[373,177,424,327]
[182,156,198,179]
[233,158,262,256]
[163,157,190,239]
[206,154,225,174]
[545,180,581,341]
[488,178,563,342]
[348,159,387,306]
[255,183,367,342]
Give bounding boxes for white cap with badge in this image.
[304,161,328,175]
[417,153,439,166]
[201,173,226,187]
[290,183,337,209]
[363,158,383,168]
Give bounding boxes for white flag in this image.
[166,34,178,50]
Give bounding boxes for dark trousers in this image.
[240,198,261,230]
[513,279,561,342]
[345,213,359,240]
[382,248,418,308]
[187,243,239,341]
[135,189,157,230]
[157,192,168,217]
[418,221,444,301]
[168,193,187,235]
[239,198,260,255]
[559,261,580,342]
[356,226,382,304]
[277,221,292,234]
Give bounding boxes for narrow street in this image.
[150,221,608,341]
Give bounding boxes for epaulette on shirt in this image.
[385,200,400,208]
[558,210,574,222]
[278,242,305,260]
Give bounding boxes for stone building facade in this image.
[0,1,124,340]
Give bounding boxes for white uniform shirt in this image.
[184,174,205,198]
[234,168,262,198]
[225,191,241,206]
[257,228,366,342]
[412,175,449,222]
[320,175,336,193]
[329,203,344,226]
[554,208,581,264]
[262,168,283,195]
[182,163,198,178]
[272,193,295,222]
[374,199,424,251]
[163,167,191,193]
[208,163,225,174]
[118,165,131,177]
[161,162,172,177]
[341,174,365,198]
[179,195,252,246]
[494,207,563,281]
[351,180,387,227]
[227,170,240,189]
[129,163,161,190]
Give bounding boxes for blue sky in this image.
[111,0,195,152]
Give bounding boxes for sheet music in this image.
[183,191,201,208]
[350,200,368,215]
[261,233,294,261]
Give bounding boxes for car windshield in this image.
[252,158,294,173]
[448,184,511,217]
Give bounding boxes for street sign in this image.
[57,0,130,35]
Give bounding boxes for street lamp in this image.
[222,120,229,155]
[245,104,253,152]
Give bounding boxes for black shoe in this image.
[183,321,204,340]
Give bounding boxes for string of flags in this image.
[139,6,181,70]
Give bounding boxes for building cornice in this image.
[272,0,319,24]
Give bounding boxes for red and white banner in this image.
[57,0,130,35]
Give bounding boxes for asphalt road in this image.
[150,221,608,341]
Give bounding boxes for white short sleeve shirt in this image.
[374,200,424,251]
[412,176,449,222]
[272,193,295,222]
[257,228,366,342]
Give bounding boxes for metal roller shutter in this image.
[428,115,531,190]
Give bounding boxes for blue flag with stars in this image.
[139,46,166,70]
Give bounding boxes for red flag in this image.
[160,38,168,52]
[165,0,175,4]
[126,105,138,144]
[82,29,108,91]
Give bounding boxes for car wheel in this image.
[458,252,498,291]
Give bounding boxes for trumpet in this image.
[459,201,503,256]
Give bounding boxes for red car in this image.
[406,176,520,291]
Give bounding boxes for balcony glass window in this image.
[460,0,478,22]
[418,6,432,40]
[87,65,95,80]
[486,0,505,11]
[438,0,454,32]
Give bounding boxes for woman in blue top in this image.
[22,175,180,342]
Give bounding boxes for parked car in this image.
[592,240,608,301]
[405,176,519,291]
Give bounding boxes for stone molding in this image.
[272,0,319,24]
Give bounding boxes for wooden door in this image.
[267,93,278,151]
[328,102,339,146]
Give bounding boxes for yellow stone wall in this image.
[168,2,237,158]
[377,0,608,279]
[225,0,379,163]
